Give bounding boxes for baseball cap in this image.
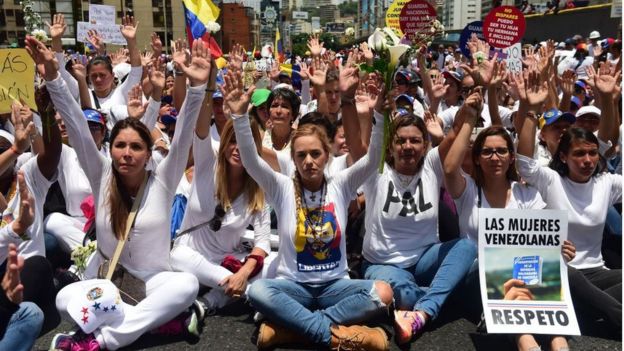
[540,108,576,128]
[395,94,415,105]
[251,89,271,107]
[67,280,124,334]
[212,90,224,100]
[443,71,463,84]
[601,38,615,49]
[589,31,601,39]
[83,109,106,126]
[570,96,582,109]
[576,105,601,118]
[395,70,414,83]
[575,80,587,90]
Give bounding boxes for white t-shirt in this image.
[516,154,622,269]
[0,157,55,263]
[175,133,271,260]
[454,175,546,242]
[362,148,444,268]
[46,74,205,278]
[557,55,594,80]
[233,111,384,283]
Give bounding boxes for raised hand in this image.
[592,61,620,96]
[509,71,528,102]
[525,68,548,108]
[86,29,105,56]
[120,15,139,42]
[431,74,449,99]
[178,39,211,87]
[339,54,359,98]
[268,60,280,81]
[222,69,254,115]
[298,61,310,80]
[14,171,35,237]
[307,34,324,58]
[460,88,484,119]
[2,244,24,304]
[11,102,36,154]
[461,34,497,87]
[359,42,374,64]
[228,43,245,71]
[522,45,538,67]
[149,58,166,92]
[110,48,128,66]
[127,84,146,119]
[171,38,189,71]
[559,69,576,96]
[25,36,59,81]
[489,60,508,88]
[150,32,163,56]
[140,51,153,67]
[592,45,604,58]
[46,13,67,40]
[309,57,328,88]
[423,110,443,142]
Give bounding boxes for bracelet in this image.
[205,88,216,93]
[9,145,22,155]
[340,96,355,106]
[174,70,184,76]
[230,113,246,120]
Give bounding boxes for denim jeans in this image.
[0,302,43,351]
[248,278,387,345]
[362,238,477,319]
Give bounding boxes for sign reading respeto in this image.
[399,0,437,42]
[483,6,526,48]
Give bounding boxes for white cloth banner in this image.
[478,208,580,335]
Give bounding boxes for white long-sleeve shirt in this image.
[174,132,271,260]
[234,111,384,283]
[516,154,622,269]
[46,73,205,278]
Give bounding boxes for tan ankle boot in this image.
[330,325,389,351]
[256,322,308,350]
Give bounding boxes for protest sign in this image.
[483,6,525,49]
[0,49,36,114]
[399,0,436,42]
[503,43,522,73]
[77,22,126,46]
[478,208,580,335]
[459,21,484,58]
[89,4,116,25]
[385,0,410,36]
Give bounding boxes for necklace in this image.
[300,178,327,236]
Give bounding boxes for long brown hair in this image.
[215,118,264,212]
[471,126,519,187]
[107,119,153,240]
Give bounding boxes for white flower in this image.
[387,43,410,68]
[31,29,48,42]
[368,28,387,52]
[383,27,401,46]
[345,27,355,36]
[207,21,220,33]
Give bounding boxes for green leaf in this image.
[358,63,376,73]
[373,60,389,73]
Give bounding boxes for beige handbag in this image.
[97,173,149,306]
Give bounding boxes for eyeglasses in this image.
[208,204,226,231]
[480,147,510,158]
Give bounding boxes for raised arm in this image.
[47,14,79,102]
[120,15,141,68]
[0,104,36,177]
[68,56,92,109]
[224,68,284,200]
[171,38,189,111]
[156,39,209,188]
[517,69,549,158]
[443,91,483,199]
[33,86,61,180]
[590,61,620,146]
[486,60,508,127]
[339,56,367,162]
[25,36,106,183]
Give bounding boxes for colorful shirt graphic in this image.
[294,202,341,272]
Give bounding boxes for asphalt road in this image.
[35,300,621,351]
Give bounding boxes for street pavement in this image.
[35,300,621,351]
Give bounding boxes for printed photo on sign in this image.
[484,247,562,301]
[478,208,580,336]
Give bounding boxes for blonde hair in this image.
[215,118,264,213]
[290,123,331,204]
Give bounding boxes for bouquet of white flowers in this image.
[21,0,48,41]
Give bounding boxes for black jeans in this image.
[568,266,621,333]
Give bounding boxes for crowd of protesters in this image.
[0,11,620,351]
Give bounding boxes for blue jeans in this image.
[362,238,476,319]
[248,278,387,345]
[0,302,43,351]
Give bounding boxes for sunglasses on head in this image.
[208,204,226,231]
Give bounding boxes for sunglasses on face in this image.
[208,204,226,231]
[480,147,510,158]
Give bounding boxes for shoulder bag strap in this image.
[90,90,101,110]
[105,172,149,280]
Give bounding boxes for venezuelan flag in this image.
[275,28,284,63]
[183,0,223,58]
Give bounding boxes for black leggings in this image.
[568,266,621,333]
[1,256,60,335]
